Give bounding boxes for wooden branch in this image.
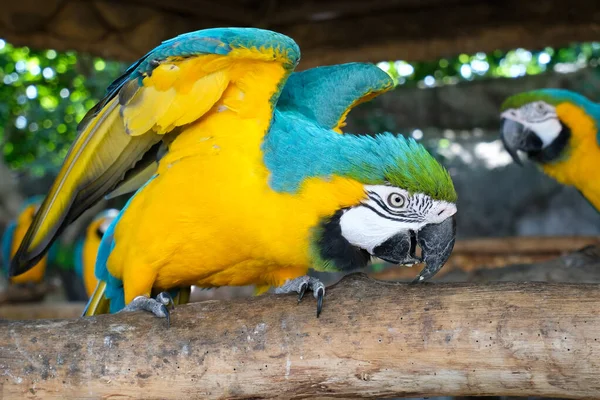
[1,274,600,399]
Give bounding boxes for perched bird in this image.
[500,89,600,209]
[74,209,119,298]
[2,196,49,284]
[10,28,457,322]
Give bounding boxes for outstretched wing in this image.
[11,27,300,276]
[277,62,395,133]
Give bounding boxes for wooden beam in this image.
[370,237,600,281]
[373,243,600,282]
[0,283,50,305]
[288,0,600,67]
[0,0,599,66]
[0,303,85,320]
[1,274,600,399]
[452,236,600,256]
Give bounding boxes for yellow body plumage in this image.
[110,98,366,303]
[541,103,600,209]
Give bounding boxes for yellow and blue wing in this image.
[11,28,300,277]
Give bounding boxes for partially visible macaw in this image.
[10,28,457,322]
[500,89,600,210]
[2,196,51,284]
[74,209,119,298]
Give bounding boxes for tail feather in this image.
[82,280,110,316]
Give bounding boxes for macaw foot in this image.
[274,276,326,318]
[121,292,175,327]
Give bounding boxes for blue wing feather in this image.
[92,175,158,313]
[73,239,84,278]
[2,221,17,276]
[277,63,394,130]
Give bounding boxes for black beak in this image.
[500,118,543,166]
[372,215,457,282]
[412,215,457,283]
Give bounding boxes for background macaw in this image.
[2,195,50,284]
[74,209,119,298]
[11,28,457,322]
[500,89,600,210]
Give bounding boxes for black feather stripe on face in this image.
[313,210,370,272]
[528,121,571,164]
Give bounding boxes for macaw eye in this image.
[387,193,406,208]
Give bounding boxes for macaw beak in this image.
[412,215,457,282]
[372,215,457,282]
[500,118,543,166]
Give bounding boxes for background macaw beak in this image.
[412,215,457,283]
[500,118,543,165]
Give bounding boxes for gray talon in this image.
[275,276,326,317]
[298,282,308,302]
[157,292,175,310]
[121,292,174,327]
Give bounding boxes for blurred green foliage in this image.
[0,40,126,176]
[380,42,600,87]
[1,40,599,177]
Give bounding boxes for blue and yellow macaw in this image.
[500,89,600,210]
[74,209,119,298]
[10,28,457,321]
[2,196,49,284]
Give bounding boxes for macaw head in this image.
[309,134,458,282]
[87,208,119,241]
[16,195,45,227]
[270,62,458,281]
[500,89,600,166]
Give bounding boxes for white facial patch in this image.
[501,101,562,147]
[339,185,457,254]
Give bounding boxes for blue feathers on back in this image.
[264,112,432,193]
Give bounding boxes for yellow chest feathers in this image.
[541,103,600,209]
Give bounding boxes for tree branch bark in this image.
[1,274,600,399]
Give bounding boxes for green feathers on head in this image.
[382,138,457,203]
[501,89,596,111]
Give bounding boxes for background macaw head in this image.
[16,195,45,225]
[312,137,458,282]
[2,195,47,282]
[74,208,119,297]
[89,209,119,241]
[499,89,600,165]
